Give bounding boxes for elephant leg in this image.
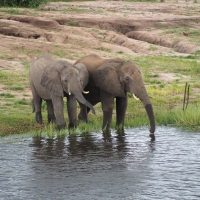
[51,95,66,130]
[35,98,42,124]
[46,100,56,123]
[100,90,114,133]
[67,95,77,129]
[116,94,128,129]
[30,83,43,124]
[78,103,89,123]
[78,100,98,123]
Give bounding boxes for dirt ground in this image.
[0,0,200,100]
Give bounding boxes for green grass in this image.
[0,8,26,15]
[174,105,200,131]
[94,46,111,52]
[66,21,79,27]
[0,93,15,98]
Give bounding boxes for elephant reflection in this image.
[30,131,128,159]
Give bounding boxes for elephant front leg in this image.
[100,90,114,133]
[51,96,66,130]
[116,94,128,129]
[46,100,56,123]
[30,83,43,124]
[34,98,42,124]
[67,95,77,129]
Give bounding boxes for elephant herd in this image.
[29,53,155,140]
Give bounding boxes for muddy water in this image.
[1,127,200,200]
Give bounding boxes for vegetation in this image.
[0,0,49,8]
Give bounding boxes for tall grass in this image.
[174,105,200,131]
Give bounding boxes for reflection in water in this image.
[1,127,200,200]
[30,130,131,159]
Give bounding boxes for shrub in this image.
[0,0,48,8]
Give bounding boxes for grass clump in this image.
[0,93,15,98]
[0,8,26,15]
[14,98,30,105]
[66,21,79,27]
[174,105,200,131]
[95,46,111,52]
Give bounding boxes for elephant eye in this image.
[124,77,130,82]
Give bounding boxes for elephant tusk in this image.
[132,93,139,100]
[68,83,71,95]
[83,90,89,94]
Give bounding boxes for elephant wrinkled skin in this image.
[29,53,95,130]
[75,54,156,140]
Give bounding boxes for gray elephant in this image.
[29,53,95,130]
[75,54,155,140]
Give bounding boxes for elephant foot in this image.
[116,128,125,136]
[149,133,155,141]
[35,112,42,124]
[68,122,77,129]
[57,124,66,131]
[78,113,88,123]
[102,126,111,135]
[48,114,56,123]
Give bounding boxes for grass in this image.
[0,93,15,98]
[0,8,26,15]
[66,21,79,27]
[94,46,111,52]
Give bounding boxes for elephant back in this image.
[30,53,57,72]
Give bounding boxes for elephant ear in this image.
[73,63,89,88]
[93,62,125,97]
[41,61,65,97]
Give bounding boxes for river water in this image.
[0,126,200,200]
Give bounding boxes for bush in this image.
[0,0,49,8]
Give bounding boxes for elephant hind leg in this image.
[46,100,56,123]
[78,101,97,123]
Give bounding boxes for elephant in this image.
[29,53,95,130]
[75,54,155,140]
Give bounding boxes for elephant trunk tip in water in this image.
[149,133,155,141]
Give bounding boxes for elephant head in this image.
[93,61,155,135]
[41,60,95,114]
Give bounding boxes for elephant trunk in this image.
[74,92,96,115]
[64,82,95,115]
[145,104,156,139]
[134,89,156,140]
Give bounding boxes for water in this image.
[1,127,200,200]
